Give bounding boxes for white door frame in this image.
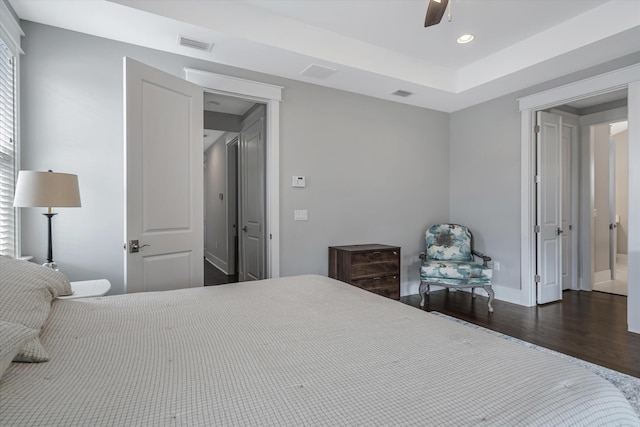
[184,68,282,279]
[518,63,640,333]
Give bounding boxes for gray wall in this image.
[204,136,229,272]
[593,123,611,273]
[19,21,449,295]
[449,95,522,289]
[615,130,629,255]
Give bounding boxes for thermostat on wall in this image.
[292,176,306,188]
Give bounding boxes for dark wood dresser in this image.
[328,244,401,300]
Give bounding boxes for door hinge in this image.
[534,225,541,233]
[535,274,541,283]
[534,175,541,184]
[534,125,540,133]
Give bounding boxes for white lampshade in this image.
[13,170,81,208]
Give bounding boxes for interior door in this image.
[536,111,563,304]
[124,57,204,292]
[561,122,572,290]
[227,138,239,275]
[239,110,265,281]
[609,135,618,279]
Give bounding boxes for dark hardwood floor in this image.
[400,289,640,378]
[204,261,238,286]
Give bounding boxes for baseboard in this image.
[404,281,531,307]
[205,252,230,275]
[594,269,612,285]
[459,284,530,306]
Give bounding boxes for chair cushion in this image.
[421,260,492,283]
[426,224,472,262]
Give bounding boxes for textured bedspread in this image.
[1,275,638,426]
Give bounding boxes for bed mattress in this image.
[1,275,638,426]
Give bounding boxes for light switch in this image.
[292,176,306,188]
[294,210,308,221]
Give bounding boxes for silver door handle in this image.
[129,240,150,253]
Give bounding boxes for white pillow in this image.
[0,256,72,362]
[0,320,39,379]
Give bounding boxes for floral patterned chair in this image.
[419,224,495,312]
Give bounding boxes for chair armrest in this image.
[472,250,491,266]
[419,252,427,261]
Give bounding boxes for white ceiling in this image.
[204,92,255,115]
[9,0,640,112]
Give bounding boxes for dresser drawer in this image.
[350,260,399,279]
[351,275,399,291]
[351,249,399,265]
[351,276,400,300]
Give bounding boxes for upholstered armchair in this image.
[419,224,495,312]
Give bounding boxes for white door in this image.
[239,112,265,281]
[124,57,204,292]
[609,135,618,278]
[226,138,239,275]
[561,122,572,290]
[537,111,563,304]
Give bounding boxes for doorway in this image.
[533,91,629,304]
[592,120,629,296]
[202,92,267,285]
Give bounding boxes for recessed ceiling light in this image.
[457,34,475,44]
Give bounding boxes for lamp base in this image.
[42,261,58,271]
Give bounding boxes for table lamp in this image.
[13,170,81,269]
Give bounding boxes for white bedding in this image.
[1,275,638,426]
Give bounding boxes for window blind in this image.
[0,39,16,257]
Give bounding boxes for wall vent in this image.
[300,64,338,80]
[391,89,413,97]
[178,35,214,52]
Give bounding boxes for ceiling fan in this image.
[424,0,451,27]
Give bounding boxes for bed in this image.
[1,257,639,426]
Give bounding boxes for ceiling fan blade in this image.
[424,0,449,27]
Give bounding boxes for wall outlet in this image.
[493,261,500,271]
[294,210,308,221]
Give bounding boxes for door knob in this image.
[556,227,563,236]
[242,226,248,232]
[129,240,150,253]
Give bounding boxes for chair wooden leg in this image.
[419,282,427,307]
[484,285,495,312]
[471,287,475,298]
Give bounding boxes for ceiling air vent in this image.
[178,35,214,52]
[391,89,413,98]
[300,64,338,80]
